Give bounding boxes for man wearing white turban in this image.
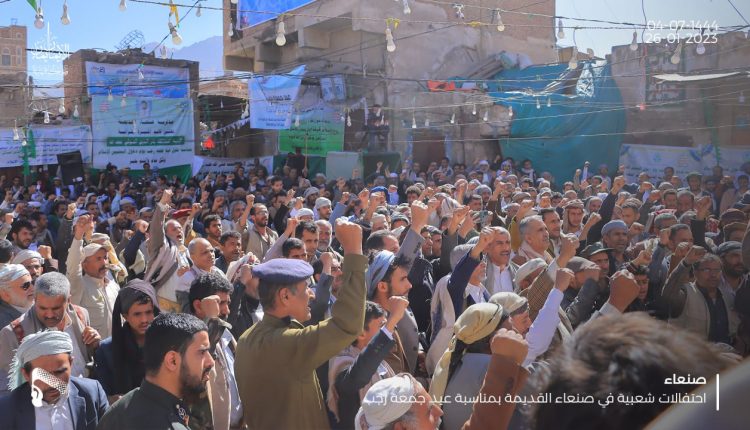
[11,250,45,284]
[0,264,33,328]
[355,373,443,430]
[0,330,109,429]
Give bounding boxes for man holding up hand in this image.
[235,219,367,430]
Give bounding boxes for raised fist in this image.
[335,219,363,255]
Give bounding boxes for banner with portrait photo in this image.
[85,61,190,99]
[90,96,195,169]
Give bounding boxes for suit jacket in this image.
[0,377,108,430]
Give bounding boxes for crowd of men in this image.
[0,156,748,430]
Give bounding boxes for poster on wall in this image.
[249,65,305,130]
[0,125,92,168]
[90,96,195,169]
[238,0,316,28]
[278,102,344,156]
[85,61,190,98]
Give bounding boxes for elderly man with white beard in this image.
[0,264,34,329]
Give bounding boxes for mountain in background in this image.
[144,35,225,78]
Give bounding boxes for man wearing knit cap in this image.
[235,219,367,430]
[600,219,630,275]
[66,215,120,339]
[94,280,160,402]
[315,197,332,221]
[0,331,109,429]
[0,272,100,397]
[0,264,33,328]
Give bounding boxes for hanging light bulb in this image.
[740,91,746,104]
[294,114,300,127]
[536,98,541,109]
[495,10,505,32]
[58,100,65,114]
[231,0,238,3]
[228,22,234,37]
[403,0,411,15]
[557,18,565,39]
[60,0,71,25]
[121,94,127,108]
[169,22,183,45]
[424,116,430,127]
[21,138,27,147]
[44,111,50,124]
[220,100,224,109]
[483,110,489,122]
[133,120,138,134]
[276,20,286,46]
[119,0,127,12]
[568,46,578,69]
[696,41,706,55]
[340,111,346,123]
[411,115,417,129]
[73,104,80,118]
[670,42,682,65]
[160,45,168,59]
[346,113,352,127]
[196,3,202,17]
[547,97,551,108]
[107,88,113,102]
[471,103,477,115]
[450,112,455,124]
[385,27,396,52]
[138,67,144,80]
[12,122,19,141]
[630,31,638,51]
[508,106,514,117]
[34,7,45,29]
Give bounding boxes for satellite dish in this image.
[116,30,145,51]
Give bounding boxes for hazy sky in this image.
[1,0,748,84]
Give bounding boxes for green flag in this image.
[22,128,36,176]
[27,0,37,11]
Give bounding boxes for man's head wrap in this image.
[8,331,73,391]
[366,251,395,298]
[354,374,418,430]
[0,264,30,286]
[11,250,43,265]
[430,303,504,401]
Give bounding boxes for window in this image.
[1,49,10,66]
[16,33,22,39]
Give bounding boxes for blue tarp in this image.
[492,62,626,184]
[487,63,569,93]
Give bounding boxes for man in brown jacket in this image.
[234,219,366,430]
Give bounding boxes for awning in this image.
[653,71,749,82]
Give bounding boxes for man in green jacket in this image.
[235,218,366,430]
